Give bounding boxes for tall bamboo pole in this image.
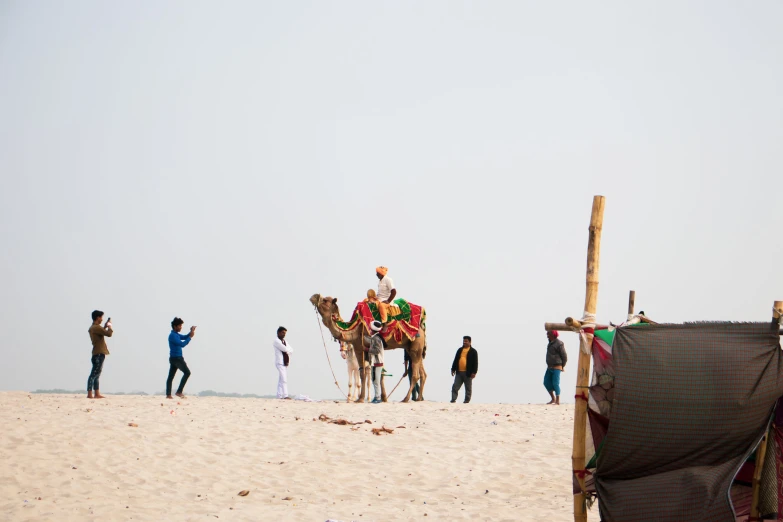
[572,196,605,522]
[627,290,636,318]
[750,300,783,519]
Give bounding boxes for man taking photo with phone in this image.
[167,317,196,399]
[87,310,113,399]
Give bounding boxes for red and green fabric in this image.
[332,298,426,343]
[594,328,614,355]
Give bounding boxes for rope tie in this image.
[578,311,596,357]
[574,469,593,478]
[579,326,595,355]
[314,310,349,400]
[575,392,589,402]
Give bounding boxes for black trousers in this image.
[451,371,473,403]
[166,357,191,396]
[87,353,105,392]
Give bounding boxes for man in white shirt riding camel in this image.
[374,266,396,323]
[375,266,396,304]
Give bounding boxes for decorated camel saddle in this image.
[332,293,426,344]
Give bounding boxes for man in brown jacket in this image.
[544,330,567,405]
[88,309,113,399]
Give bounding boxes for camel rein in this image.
[314,310,349,400]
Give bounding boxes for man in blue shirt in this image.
[167,317,196,399]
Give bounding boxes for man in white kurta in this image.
[273,326,293,399]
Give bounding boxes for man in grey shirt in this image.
[544,330,567,405]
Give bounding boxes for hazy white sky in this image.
[1,1,782,403]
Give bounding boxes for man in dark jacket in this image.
[544,330,567,405]
[451,336,478,403]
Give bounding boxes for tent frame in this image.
[544,195,782,522]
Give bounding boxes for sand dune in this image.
[0,392,577,521]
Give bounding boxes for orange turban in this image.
[376,266,388,276]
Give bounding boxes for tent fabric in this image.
[759,426,779,520]
[594,322,783,522]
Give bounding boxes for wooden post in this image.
[750,300,783,519]
[573,196,605,522]
[627,290,636,319]
[546,322,579,332]
[547,321,608,332]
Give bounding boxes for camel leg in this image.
[400,348,414,403]
[402,361,423,403]
[411,332,427,401]
[364,365,371,403]
[417,362,427,402]
[401,373,414,403]
[349,368,356,401]
[353,371,358,401]
[355,349,367,403]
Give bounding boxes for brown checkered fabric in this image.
[595,322,783,521]
[759,426,778,519]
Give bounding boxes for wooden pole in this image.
[627,290,636,318]
[546,321,608,332]
[573,195,605,522]
[546,322,579,332]
[750,300,783,519]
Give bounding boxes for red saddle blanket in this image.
[332,298,425,343]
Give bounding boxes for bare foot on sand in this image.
[175,393,187,399]
[94,392,105,399]
[546,400,555,405]
[166,395,174,399]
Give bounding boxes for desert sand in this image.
[0,392,578,521]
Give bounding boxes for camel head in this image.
[310,294,341,321]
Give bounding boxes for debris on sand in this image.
[371,426,394,436]
[318,414,365,426]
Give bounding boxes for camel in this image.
[310,294,427,403]
[340,341,364,402]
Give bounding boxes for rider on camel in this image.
[367,266,396,323]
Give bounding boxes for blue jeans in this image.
[543,368,562,396]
